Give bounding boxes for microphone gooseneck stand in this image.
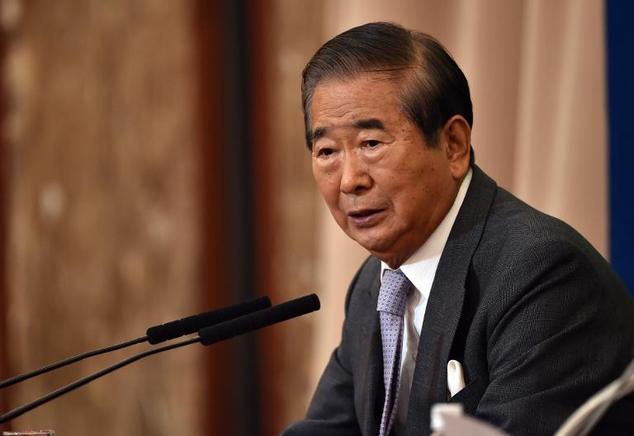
[0,293,319,424]
[0,296,272,390]
[0,336,200,424]
[0,337,147,390]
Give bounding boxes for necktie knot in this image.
[377,269,412,316]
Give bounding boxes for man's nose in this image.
[340,152,371,194]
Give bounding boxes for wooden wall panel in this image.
[0,18,8,428]
[1,1,205,434]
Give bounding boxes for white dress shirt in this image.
[379,169,472,435]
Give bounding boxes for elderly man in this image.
[284,22,634,436]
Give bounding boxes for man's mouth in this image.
[347,208,385,227]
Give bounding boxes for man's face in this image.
[309,73,464,268]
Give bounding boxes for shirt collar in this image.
[380,168,473,298]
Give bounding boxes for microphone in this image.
[0,293,318,424]
[200,293,320,345]
[0,296,271,389]
[146,296,272,344]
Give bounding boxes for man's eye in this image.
[317,147,334,157]
[365,140,380,148]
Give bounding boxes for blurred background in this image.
[0,0,631,434]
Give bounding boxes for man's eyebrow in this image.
[354,118,385,130]
[309,119,385,143]
[311,126,327,142]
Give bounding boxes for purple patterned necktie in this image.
[377,269,413,436]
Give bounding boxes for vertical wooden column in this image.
[247,1,274,434]
[192,1,235,434]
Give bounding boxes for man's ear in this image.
[441,115,471,180]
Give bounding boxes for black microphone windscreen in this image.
[199,294,320,346]
[146,296,271,344]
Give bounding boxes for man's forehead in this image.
[308,73,405,144]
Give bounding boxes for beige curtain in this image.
[307,0,607,405]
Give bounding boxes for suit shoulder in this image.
[482,187,604,262]
[471,186,633,302]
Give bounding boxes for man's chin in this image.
[348,232,416,268]
[349,233,395,259]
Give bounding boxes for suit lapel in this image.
[356,267,383,436]
[405,166,497,435]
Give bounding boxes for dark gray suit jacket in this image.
[284,166,634,436]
